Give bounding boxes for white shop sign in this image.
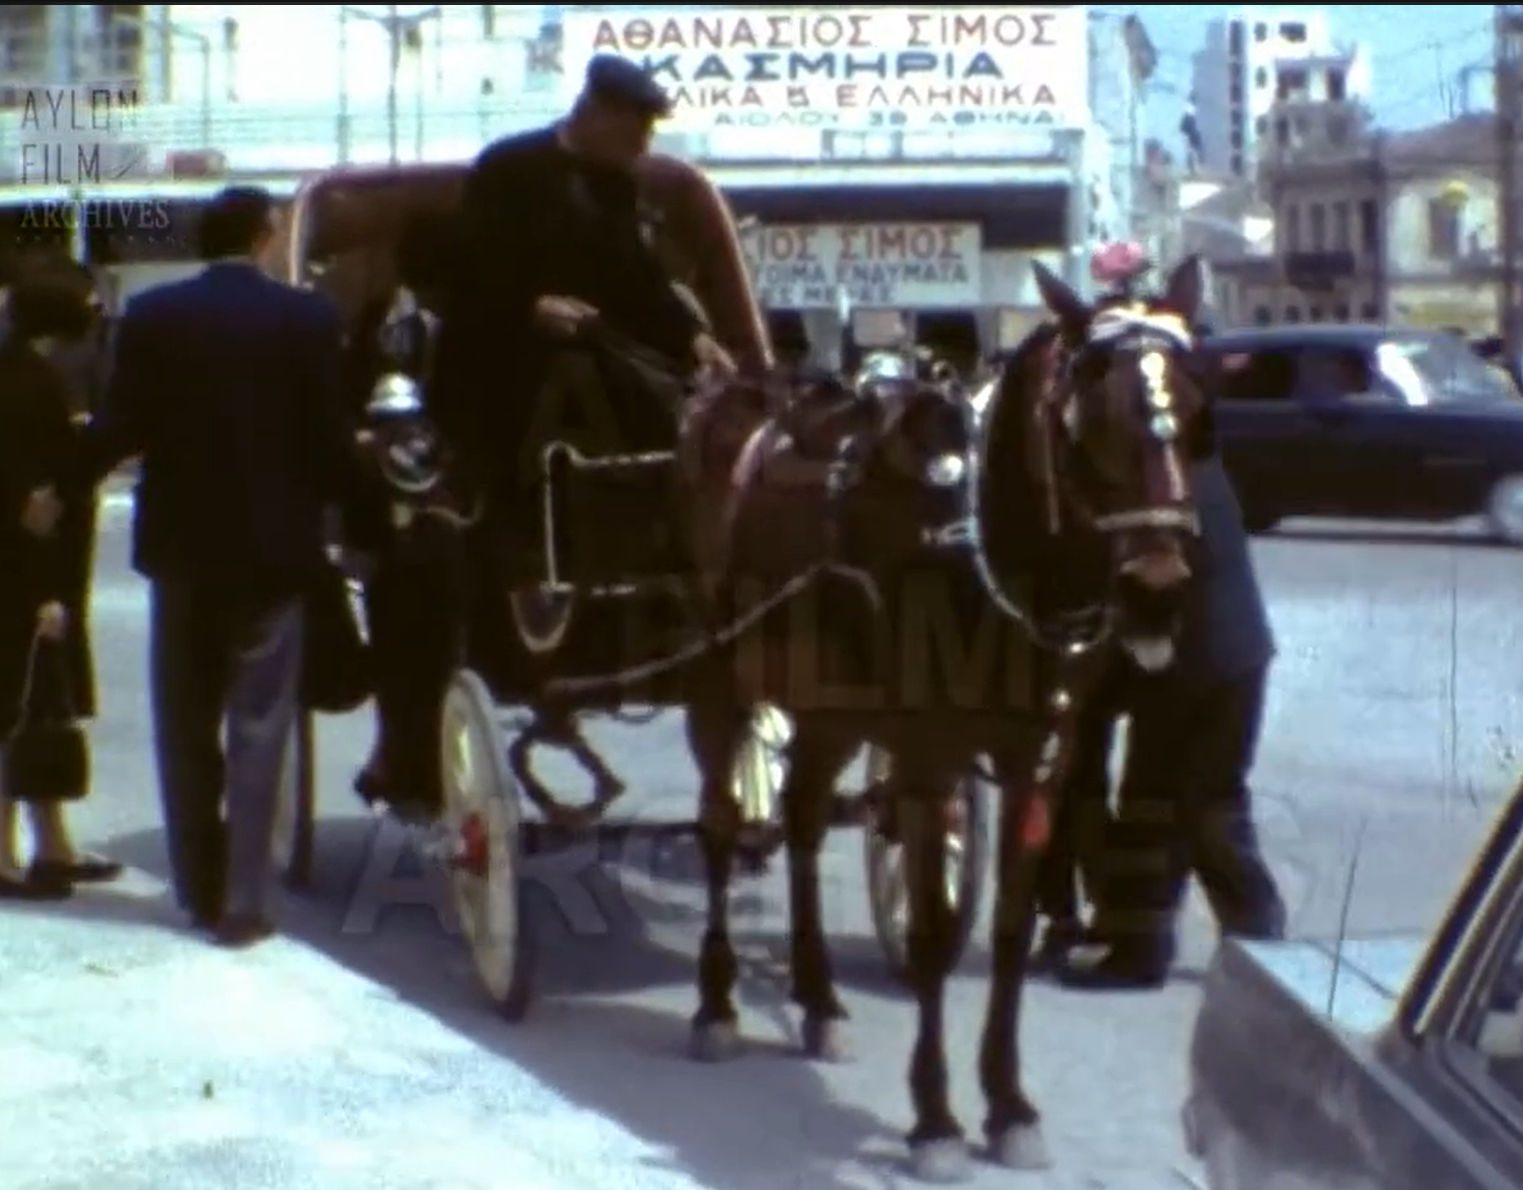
[740,222,982,310]
[561,7,1088,132]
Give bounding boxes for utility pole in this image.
[1496,5,1523,358]
[342,6,440,166]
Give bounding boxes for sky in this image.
[1110,4,1498,149]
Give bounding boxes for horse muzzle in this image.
[1118,546,1191,592]
[1112,523,1194,673]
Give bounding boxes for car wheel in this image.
[1487,476,1523,545]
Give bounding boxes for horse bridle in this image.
[1039,305,1201,539]
[954,306,1203,653]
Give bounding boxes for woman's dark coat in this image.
[0,337,97,740]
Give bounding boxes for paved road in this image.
[4,501,1520,1190]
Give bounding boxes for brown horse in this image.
[676,257,1211,1180]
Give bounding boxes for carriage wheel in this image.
[508,586,577,656]
[733,704,792,827]
[440,668,535,1020]
[863,745,989,983]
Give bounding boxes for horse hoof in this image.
[688,1019,742,1063]
[908,1138,971,1184]
[989,1122,1052,1170]
[801,1015,850,1063]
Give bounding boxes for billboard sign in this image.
[741,222,983,309]
[561,7,1088,132]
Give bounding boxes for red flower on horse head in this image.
[1091,241,1151,289]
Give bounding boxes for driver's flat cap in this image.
[585,54,673,118]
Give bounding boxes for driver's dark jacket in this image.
[1172,455,1275,685]
[430,125,701,489]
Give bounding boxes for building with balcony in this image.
[1236,109,1502,334]
[1190,9,1372,181]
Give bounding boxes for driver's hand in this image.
[533,295,599,338]
[692,331,736,378]
[35,601,68,641]
[19,486,62,539]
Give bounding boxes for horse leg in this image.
[780,719,857,1062]
[685,685,750,1063]
[901,775,971,1183]
[977,771,1053,1170]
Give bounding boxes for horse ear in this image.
[1162,255,1205,324]
[1032,261,1090,334]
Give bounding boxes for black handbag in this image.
[5,630,89,804]
[299,559,373,713]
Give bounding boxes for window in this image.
[1329,69,1347,102]
[1333,302,1351,321]
[1280,21,1307,43]
[1230,22,1244,55]
[1361,301,1381,321]
[1309,306,1324,323]
[1256,115,1268,136]
[1328,116,1350,145]
[1297,347,1378,399]
[1381,334,1519,405]
[1360,200,1380,256]
[481,5,495,36]
[1231,127,1244,150]
[1212,348,1298,401]
[1284,305,1303,322]
[1282,203,1302,252]
[1309,203,1327,251]
[1254,22,1268,42]
[1255,67,1268,88]
[0,8,49,98]
[1277,67,1308,100]
[1428,198,1461,260]
[1275,117,1290,146]
[1332,201,1351,251]
[95,5,144,82]
[1253,305,1273,325]
[1231,152,1244,174]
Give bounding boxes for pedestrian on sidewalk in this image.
[82,186,360,947]
[0,258,123,899]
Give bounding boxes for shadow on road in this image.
[87,814,907,1190]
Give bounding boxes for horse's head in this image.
[836,365,973,569]
[975,256,1211,670]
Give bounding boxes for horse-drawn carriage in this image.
[275,156,989,1019]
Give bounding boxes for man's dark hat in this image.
[584,54,672,118]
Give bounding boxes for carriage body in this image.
[278,159,986,1019]
[286,156,776,707]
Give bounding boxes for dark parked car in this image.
[1184,777,1523,1189]
[1202,325,1523,542]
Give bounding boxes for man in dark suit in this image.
[1045,453,1288,989]
[86,186,357,947]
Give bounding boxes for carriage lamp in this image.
[367,372,424,419]
[364,372,445,504]
[926,453,967,487]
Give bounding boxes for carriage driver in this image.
[429,54,737,502]
[351,57,737,814]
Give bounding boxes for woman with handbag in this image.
[0,260,122,899]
